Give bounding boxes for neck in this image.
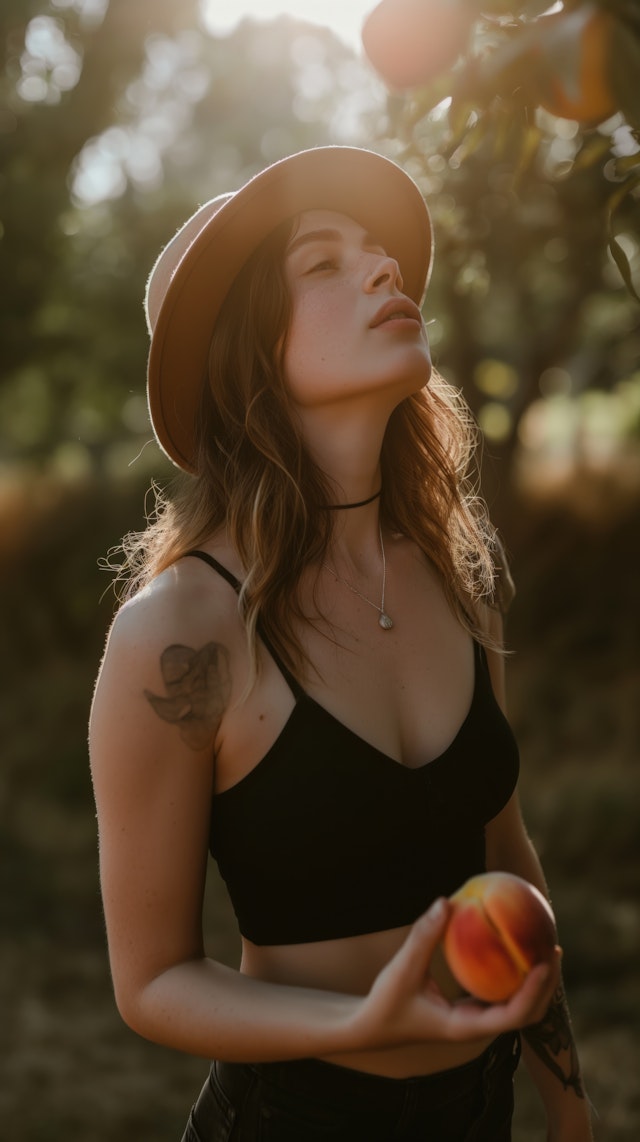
[324,492,387,579]
[324,489,381,510]
[295,400,393,568]
[304,404,387,502]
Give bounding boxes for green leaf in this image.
[513,122,542,181]
[607,178,640,302]
[614,151,640,177]
[608,234,640,302]
[572,135,615,174]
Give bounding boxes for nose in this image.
[364,253,404,293]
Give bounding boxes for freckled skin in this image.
[282,209,431,414]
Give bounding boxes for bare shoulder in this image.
[92,546,244,758]
[112,546,241,646]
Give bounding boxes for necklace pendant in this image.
[378,612,394,630]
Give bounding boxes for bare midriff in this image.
[240,924,494,1078]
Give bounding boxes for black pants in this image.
[181,1032,521,1142]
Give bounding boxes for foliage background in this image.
[1,1,639,1138]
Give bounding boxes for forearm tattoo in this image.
[523,986,585,1098]
[144,642,231,750]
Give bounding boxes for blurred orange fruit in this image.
[536,7,617,125]
[362,0,472,91]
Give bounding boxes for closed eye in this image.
[306,258,338,274]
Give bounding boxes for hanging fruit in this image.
[361,0,473,91]
[534,5,617,125]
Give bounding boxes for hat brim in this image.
[148,146,433,472]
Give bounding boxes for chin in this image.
[397,357,432,397]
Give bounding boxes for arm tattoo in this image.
[144,642,231,750]
[523,986,585,1098]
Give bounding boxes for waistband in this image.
[216,1032,520,1111]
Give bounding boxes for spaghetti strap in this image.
[186,549,242,593]
[184,550,304,701]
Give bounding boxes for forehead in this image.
[287,209,380,245]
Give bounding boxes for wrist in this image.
[545,1099,595,1142]
[341,992,389,1054]
[321,991,371,1055]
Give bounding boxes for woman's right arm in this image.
[89,573,560,1064]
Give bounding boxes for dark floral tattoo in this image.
[144,642,231,750]
[523,986,585,1098]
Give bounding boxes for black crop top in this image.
[187,551,520,947]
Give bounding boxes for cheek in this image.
[291,291,337,340]
[283,296,344,395]
[282,336,326,405]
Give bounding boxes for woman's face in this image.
[281,209,432,411]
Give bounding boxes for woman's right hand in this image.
[351,897,561,1051]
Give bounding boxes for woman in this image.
[90,147,593,1140]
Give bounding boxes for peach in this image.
[443,872,556,1003]
[535,9,616,127]
[361,0,471,92]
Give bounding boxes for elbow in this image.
[111,964,164,1040]
[113,979,149,1037]
[111,961,193,1047]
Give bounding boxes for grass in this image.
[1,474,638,1138]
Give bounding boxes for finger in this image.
[444,950,562,1041]
[518,947,561,1009]
[518,948,562,1024]
[385,899,451,987]
[405,899,451,967]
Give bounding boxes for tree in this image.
[0,1,376,472]
[360,0,640,482]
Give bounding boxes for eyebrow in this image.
[285,227,383,258]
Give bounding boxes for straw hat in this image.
[145,146,433,472]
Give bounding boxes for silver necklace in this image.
[324,524,394,630]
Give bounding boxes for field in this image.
[1,473,638,1140]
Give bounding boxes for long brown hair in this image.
[116,215,509,680]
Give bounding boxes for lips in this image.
[370,297,423,328]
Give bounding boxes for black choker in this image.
[324,489,382,510]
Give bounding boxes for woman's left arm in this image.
[483,613,595,1142]
[486,793,594,1141]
